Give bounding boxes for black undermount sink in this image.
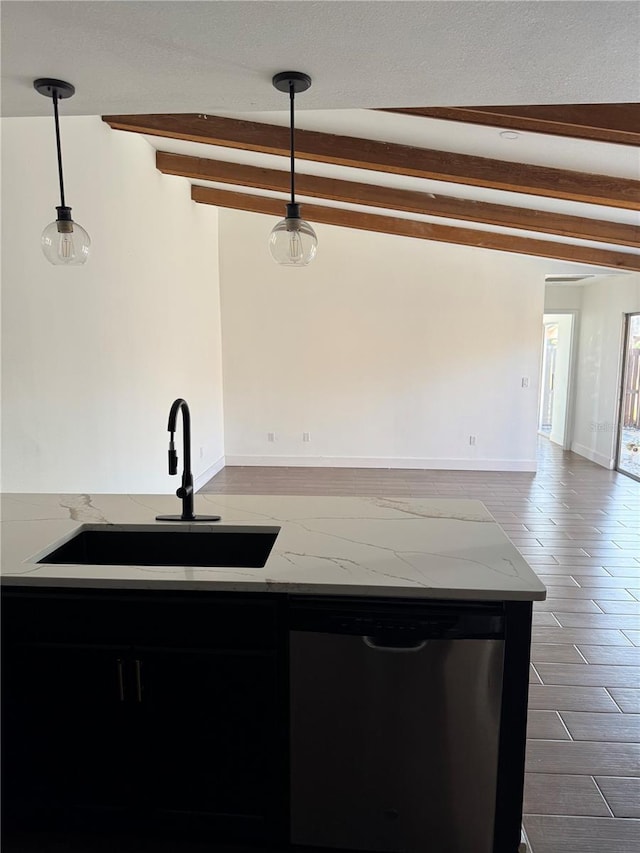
[38,525,281,568]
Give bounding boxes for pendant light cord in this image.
[52,88,66,208]
[289,81,295,206]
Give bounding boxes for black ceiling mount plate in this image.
[272,71,312,94]
[33,78,76,99]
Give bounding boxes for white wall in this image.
[1,116,224,493]
[568,274,640,468]
[545,285,584,312]
[219,209,547,471]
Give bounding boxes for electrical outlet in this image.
[199,446,204,459]
[267,432,275,442]
[469,435,476,446]
[521,377,529,388]
[303,432,311,442]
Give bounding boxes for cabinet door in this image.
[133,648,284,842]
[2,641,133,830]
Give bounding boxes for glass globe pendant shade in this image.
[269,216,317,266]
[41,207,90,266]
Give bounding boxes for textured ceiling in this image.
[3,0,638,275]
[2,1,639,117]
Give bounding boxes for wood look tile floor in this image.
[202,438,640,853]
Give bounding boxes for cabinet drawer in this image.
[2,588,281,650]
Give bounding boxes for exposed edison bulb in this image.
[269,216,317,266]
[288,230,304,263]
[41,208,90,266]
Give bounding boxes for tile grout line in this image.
[556,710,574,742]
[574,645,590,664]
[530,662,543,686]
[591,775,616,818]
[603,687,626,714]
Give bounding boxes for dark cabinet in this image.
[1,588,287,845]
[136,647,282,837]
[2,641,132,827]
[2,587,530,853]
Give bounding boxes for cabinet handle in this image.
[116,658,125,702]
[134,659,143,703]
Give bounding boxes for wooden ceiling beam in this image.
[379,104,640,147]
[157,151,640,248]
[191,185,640,272]
[102,114,640,209]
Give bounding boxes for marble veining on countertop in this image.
[1,493,546,600]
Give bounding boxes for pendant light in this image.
[269,72,317,266]
[34,78,91,265]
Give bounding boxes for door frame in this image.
[614,311,640,482]
[538,310,579,451]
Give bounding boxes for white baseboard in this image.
[571,443,614,469]
[195,455,225,491]
[224,455,538,472]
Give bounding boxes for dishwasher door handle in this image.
[363,636,428,653]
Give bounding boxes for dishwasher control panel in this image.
[289,596,505,640]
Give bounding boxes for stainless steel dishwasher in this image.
[289,597,505,853]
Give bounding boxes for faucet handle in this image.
[168,437,178,475]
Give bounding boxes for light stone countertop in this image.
[1,493,546,601]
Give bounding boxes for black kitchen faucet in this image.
[156,398,221,522]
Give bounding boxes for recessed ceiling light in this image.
[499,130,520,140]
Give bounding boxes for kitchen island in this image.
[2,493,544,853]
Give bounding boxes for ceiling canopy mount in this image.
[272,71,312,95]
[34,78,76,100]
